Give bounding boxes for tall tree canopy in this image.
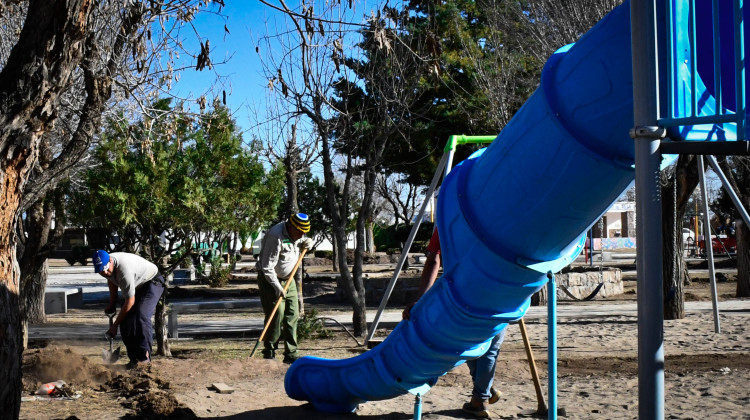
[69,99,284,273]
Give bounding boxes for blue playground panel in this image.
[285,0,744,412]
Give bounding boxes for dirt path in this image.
[20,259,750,419]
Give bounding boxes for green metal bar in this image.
[444,135,496,152]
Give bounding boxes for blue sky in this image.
[167,2,279,138]
[167,1,378,143]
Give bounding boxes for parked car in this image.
[698,235,736,255]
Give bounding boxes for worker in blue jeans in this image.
[403,228,506,418]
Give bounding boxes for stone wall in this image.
[363,272,423,304]
[533,268,622,305]
[362,267,623,306]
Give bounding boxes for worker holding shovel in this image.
[403,228,507,418]
[256,213,313,364]
[93,250,166,368]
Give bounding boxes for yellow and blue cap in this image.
[289,213,311,233]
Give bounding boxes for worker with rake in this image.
[257,213,313,363]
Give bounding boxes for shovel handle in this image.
[106,312,117,341]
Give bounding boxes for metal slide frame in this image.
[632,0,750,418]
[365,135,496,344]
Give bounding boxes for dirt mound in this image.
[22,346,114,393]
[22,346,195,418]
[105,366,197,419]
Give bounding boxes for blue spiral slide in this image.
[285,0,741,413]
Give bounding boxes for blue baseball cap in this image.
[92,250,110,273]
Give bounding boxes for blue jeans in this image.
[467,324,508,400]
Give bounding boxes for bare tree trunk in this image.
[0,0,94,413]
[154,300,171,357]
[662,173,684,319]
[284,168,299,216]
[366,219,375,256]
[662,156,700,320]
[20,164,64,328]
[737,220,750,297]
[19,197,53,325]
[0,282,22,420]
[332,237,339,272]
[23,263,49,325]
[713,158,749,297]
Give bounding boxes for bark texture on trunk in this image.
[662,156,700,320]
[737,220,750,297]
[20,186,57,325]
[332,238,339,272]
[662,176,684,319]
[154,300,171,357]
[0,1,93,415]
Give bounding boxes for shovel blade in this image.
[102,346,121,364]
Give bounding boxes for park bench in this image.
[168,298,260,339]
[44,287,83,314]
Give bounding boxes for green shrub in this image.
[204,254,231,288]
[297,308,333,340]
[314,250,334,259]
[374,222,435,253]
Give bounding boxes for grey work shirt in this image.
[256,222,303,288]
[106,252,159,298]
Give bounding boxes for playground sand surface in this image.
[20,277,750,419]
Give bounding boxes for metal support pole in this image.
[631,0,665,418]
[546,271,557,420]
[365,153,449,344]
[413,394,422,420]
[697,156,721,333]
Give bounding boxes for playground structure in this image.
[285,1,750,419]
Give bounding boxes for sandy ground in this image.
[19,270,750,419]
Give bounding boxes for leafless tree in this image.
[257,0,431,336]
[0,1,226,416]
[375,173,421,227]
[519,0,625,61]
[255,109,320,215]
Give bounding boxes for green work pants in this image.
[258,271,299,358]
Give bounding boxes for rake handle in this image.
[519,317,547,413]
[250,248,308,357]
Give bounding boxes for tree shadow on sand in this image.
[205,404,526,419]
[203,403,411,419]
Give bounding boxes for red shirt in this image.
[427,228,441,255]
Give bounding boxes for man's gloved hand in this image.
[272,281,286,299]
[299,238,314,250]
